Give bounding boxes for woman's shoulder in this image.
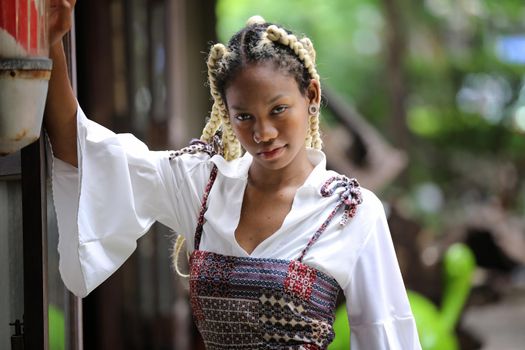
[334,179,387,237]
[357,187,385,214]
[167,151,216,189]
[168,151,250,190]
[321,168,385,216]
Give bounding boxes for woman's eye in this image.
[235,114,252,121]
[272,105,288,114]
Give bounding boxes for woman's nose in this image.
[253,119,278,143]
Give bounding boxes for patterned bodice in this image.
[190,251,340,349]
[188,164,362,349]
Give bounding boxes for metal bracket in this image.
[9,319,24,350]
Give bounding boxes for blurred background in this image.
[1,0,524,349]
[213,2,525,348]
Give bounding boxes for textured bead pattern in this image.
[297,175,362,262]
[320,175,362,226]
[169,133,223,160]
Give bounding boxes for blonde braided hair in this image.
[201,44,242,160]
[175,17,324,277]
[199,16,323,159]
[264,25,322,149]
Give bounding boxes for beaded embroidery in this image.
[297,175,362,262]
[169,131,223,160]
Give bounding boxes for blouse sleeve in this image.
[343,200,421,349]
[50,104,201,298]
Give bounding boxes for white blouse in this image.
[51,105,421,349]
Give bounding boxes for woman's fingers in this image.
[48,0,77,47]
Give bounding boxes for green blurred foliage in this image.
[217,0,385,122]
[216,0,525,231]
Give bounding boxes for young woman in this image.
[46,1,421,349]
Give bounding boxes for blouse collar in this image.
[210,148,329,191]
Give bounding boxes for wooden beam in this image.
[21,135,48,350]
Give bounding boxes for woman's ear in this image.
[306,79,321,105]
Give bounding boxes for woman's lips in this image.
[258,146,286,159]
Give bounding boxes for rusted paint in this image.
[0,58,50,155]
[13,128,28,141]
[0,69,51,80]
[0,135,39,155]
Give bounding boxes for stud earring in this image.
[308,104,319,115]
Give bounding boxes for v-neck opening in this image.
[232,164,316,258]
[232,177,307,258]
[202,150,329,258]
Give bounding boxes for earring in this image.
[308,104,319,115]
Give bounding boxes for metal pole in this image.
[63,13,84,350]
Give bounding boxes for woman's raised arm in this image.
[44,0,78,166]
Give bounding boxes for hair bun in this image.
[246,15,266,26]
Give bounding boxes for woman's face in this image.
[225,62,319,172]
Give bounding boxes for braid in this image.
[265,25,322,149]
[266,25,320,82]
[222,118,241,160]
[297,38,322,149]
[202,18,325,160]
[200,45,228,147]
[201,103,222,144]
[300,37,316,63]
[201,44,227,143]
[206,43,228,103]
[201,43,243,160]
[309,114,323,149]
[171,234,189,278]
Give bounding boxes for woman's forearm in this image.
[44,41,78,166]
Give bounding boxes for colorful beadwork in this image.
[297,175,362,262]
[320,175,362,227]
[169,132,223,160]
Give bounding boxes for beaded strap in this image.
[181,133,362,258]
[169,132,223,160]
[168,133,222,251]
[193,166,219,250]
[297,175,363,262]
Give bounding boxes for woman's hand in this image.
[49,0,76,48]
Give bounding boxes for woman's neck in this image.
[248,152,314,191]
